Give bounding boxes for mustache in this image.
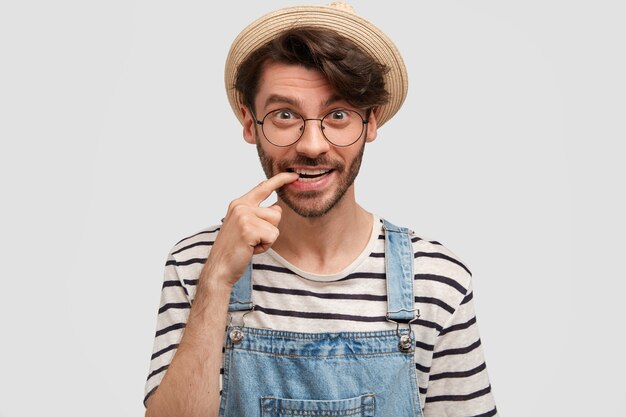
[277,156,344,171]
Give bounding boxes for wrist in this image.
[200,263,233,292]
[189,274,232,323]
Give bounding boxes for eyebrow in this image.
[264,94,300,109]
[263,94,345,111]
[323,94,343,107]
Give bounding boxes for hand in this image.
[201,172,299,288]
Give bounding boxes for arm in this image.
[144,173,299,417]
[145,267,231,417]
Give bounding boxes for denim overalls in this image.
[219,220,422,417]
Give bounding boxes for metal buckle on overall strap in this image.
[227,304,255,344]
[386,308,421,352]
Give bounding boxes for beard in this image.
[256,139,365,218]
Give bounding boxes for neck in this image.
[271,187,373,274]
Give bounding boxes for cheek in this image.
[256,142,287,176]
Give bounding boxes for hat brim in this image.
[224,5,408,128]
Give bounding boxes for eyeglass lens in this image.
[261,109,365,146]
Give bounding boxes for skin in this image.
[242,61,378,273]
[145,61,379,417]
[145,173,298,417]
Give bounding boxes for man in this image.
[144,3,497,417]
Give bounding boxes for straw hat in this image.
[224,2,408,128]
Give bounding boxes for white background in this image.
[1,1,624,416]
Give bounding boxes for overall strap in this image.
[383,219,416,323]
[228,262,254,312]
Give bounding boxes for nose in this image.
[294,119,331,158]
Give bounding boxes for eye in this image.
[328,110,347,120]
[274,109,297,120]
[324,109,354,127]
[268,109,301,128]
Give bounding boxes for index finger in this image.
[243,172,299,205]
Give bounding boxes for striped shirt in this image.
[144,216,498,417]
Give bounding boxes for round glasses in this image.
[255,108,369,147]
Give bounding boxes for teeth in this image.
[290,168,332,182]
[294,168,330,175]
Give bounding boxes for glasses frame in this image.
[253,108,370,148]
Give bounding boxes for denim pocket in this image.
[261,393,375,417]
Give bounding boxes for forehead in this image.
[255,61,344,110]
[259,61,328,87]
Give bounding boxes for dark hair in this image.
[234,27,390,114]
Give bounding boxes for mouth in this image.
[287,167,335,183]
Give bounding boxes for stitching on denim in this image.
[228,328,405,341]
[225,346,413,358]
[261,408,372,416]
[219,343,232,417]
[261,405,374,416]
[261,405,373,412]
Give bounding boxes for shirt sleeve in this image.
[423,278,498,417]
[143,250,192,407]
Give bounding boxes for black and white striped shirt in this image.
[145,216,498,417]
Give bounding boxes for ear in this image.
[241,106,257,144]
[365,108,379,143]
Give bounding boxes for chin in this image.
[277,188,347,218]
